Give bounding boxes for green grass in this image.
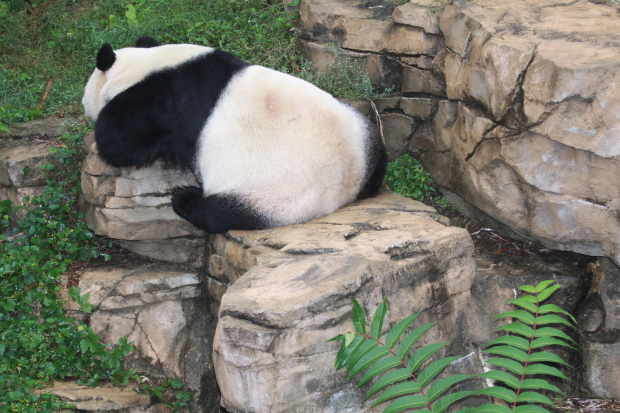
[0,0,299,125]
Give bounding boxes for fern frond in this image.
[496,322,534,338]
[352,297,367,335]
[531,327,575,343]
[512,404,552,412]
[479,370,520,388]
[433,390,476,413]
[407,342,450,374]
[484,345,529,363]
[385,313,419,349]
[366,368,413,400]
[358,355,402,387]
[383,395,429,413]
[519,378,564,395]
[529,336,574,349]
[333,298,473,413]
[485,335,530,351]
[418,356,462,387]
[371,381,421,406]
[332,280,574,413]
[515,391,553,405]
[476,386,517,403]
[397,323,436,359]
[523,363,570,380]
[473,404,512,413]
[483,280,575,411]
[336,334,363,369]
[496,310,536,325]
[426,374,472,402]
[371,299,388,339]
[348,346,390,380]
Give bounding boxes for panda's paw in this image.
[172,186,203,220]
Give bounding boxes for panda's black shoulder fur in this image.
[95,49,249,169]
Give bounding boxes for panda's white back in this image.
[196,65,369,226]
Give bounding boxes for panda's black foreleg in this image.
[172,186,269,233]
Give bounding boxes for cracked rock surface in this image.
[300,0,620,267]
[208,189,477,413]
[431,0,620,266]
[73,260,220,413]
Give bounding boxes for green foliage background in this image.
[0,0,299,126]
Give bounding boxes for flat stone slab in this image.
[210,189,476,413]
[35,381,150,411]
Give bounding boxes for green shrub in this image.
[332,280,575,413]
[0,130,191,412]
[383,154,436,202]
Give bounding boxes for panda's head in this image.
[82,36,213,122]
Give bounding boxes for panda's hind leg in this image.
[172,186,269,233]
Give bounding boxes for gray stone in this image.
[380,113,416,160]
[211,189,476,413]
[81,263,220,412]
[0,116,80,140]
[0,140,57,189]
[299,0,442,56]
[393,2,441,34]
[400,97,435,120]
[120,237,205,268]
[401,65,446,96]
[583,333,620,399]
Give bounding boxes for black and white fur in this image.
[83,37,386,234]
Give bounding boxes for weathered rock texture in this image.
[209,189,478,412]
[74,260,220,413]
[300,0,620,399]
[0,117,79,205]
[35,381,155,412]
[80,132,205,267]
[300,0,620,267]
[432,0,620,267]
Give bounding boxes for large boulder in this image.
[209,189,478,413]
[423,0,620,266]
[75,260,220,413]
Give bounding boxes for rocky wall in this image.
[299,0,620,400]
[299,0,620,269]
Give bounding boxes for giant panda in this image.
[82,36,387,234]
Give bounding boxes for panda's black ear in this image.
[136,36,159,48]
[96,43,116,72]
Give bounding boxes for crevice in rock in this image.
[93,267,141,312]
[541,0,581,7]
[284,247,341,255]
[500,44,538,130]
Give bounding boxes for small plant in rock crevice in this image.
[383,154,437,202]
[331,280,575,413]
[295,47,392,100]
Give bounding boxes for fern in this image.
[331,297,475,413]
[472,280,575,413]
[332,280,574,413]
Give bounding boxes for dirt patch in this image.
[428,198,596,278]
